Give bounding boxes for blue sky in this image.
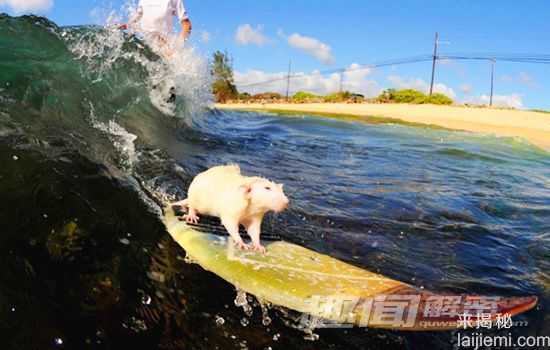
[2,0,549,109]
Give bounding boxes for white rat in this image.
[173,164,289,252]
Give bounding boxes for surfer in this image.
[119,0,192,57]
[119,0,192,103]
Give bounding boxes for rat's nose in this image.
[283,197,290,208]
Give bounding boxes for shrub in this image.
[323,91,353,103]
[292,91,318,103]
[238,92,251,101]
[251,92,283,101]
[425,93,453,105]
[376,89,453,105]
[391,89,427,103]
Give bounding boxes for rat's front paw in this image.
[183,213,200,224]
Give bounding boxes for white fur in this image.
[176,164,289,252]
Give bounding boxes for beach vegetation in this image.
[211,50,239,103]
[292,91,319,103]
[252,92,283,101]
[376,89,453,105]
[323,91,365,103]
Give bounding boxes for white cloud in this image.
[235,63,380,97]
[235,24,268,46]
[518,72,536,88]
[387,75,456,99]
[465,94,523,109]
[500,72,536,88]
[0,0,53,12]
[287,33,335,65]
[500,74,513,82]
[460,83,472,95]
[200,30,211,44]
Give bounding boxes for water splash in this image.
[70,1,212,117]
[234,289,253,317]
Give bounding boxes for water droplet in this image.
[234,291,248,307]
[273,333,280,341]
[262,316,272,326]
[43,214,48,219]
[243,305,253,317]
[240,317,249,327]
[147,271,166,283]
[12,155,18,161]
[11,306,16,312]
[141,295,152,305]
[184,254,196,264]
[215,315,225,326]
[54,337,64,345]
[304,333,319,341]
[119,238,130,245]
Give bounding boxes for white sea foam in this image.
[93,119,139,169]
[88,102,138,170]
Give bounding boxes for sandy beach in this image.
[216,103,550,151]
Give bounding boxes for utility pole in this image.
[429,32,439,96]
[285,60,292,101]
[489,59,495,107]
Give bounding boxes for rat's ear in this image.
[239,184,253,199]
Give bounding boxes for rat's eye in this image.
[265,186,272,191]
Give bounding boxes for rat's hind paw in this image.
[251,243,267,254]
[233,240,251,251]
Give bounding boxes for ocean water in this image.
[0,15,549,350]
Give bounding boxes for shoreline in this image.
[215,103,550,151]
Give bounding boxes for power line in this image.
[235,52,550,89]
[236,55,433,88]
[490,59,495,107]
[429,32,439,96]
[285,60,291,101]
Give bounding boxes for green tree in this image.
[211,50,238,103]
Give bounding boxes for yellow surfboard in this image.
[164,209,537,331]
